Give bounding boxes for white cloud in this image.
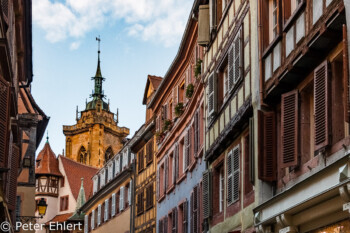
[70,41,81,50]
[33,0,192,47]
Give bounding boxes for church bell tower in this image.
[63,37,129,168]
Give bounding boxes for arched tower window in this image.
[66,138,72,156]
[78,146,88,164]
[104,147,113,164]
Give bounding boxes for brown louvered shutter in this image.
[175,144,179,181]
[314,61,330,151]
[184,133,189,169]
[165,156,169,191]
[1,0,8,22]
[156,170,160,200]
[281,90,299,168]
[159,219,164,233]
[202,170,211,219]
[192,186,199,233]
[190,192,194,233]
[0,77,10,168]
[172,208,177,233]
[164,216,168,233]
[227,150,233,205]
[258,110,277,182]
[194,111,199,155]
[188,128,192,164]
[343,25,350,123]
[183,200,188,233]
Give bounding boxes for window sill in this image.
[176,173,186,185]
[262,34,282,59]
[283,1,306,32]
[166,184,175,194]
[188,160,196,172]
[158,194,165,203]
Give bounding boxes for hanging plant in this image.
[194,59,202,78]
[163,119,172,132]
[186,84,194,99]
[175,103,184,117]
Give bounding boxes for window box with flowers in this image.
[163,119,173,132]
[186,83,194,99]
[175,103,184,117]
[156,131,166,143]
[194,59,202,79]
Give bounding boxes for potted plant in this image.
[175,103,184,117]
[194,59,202,79]
[156,131,165,143]
[163,119,172,132]
[186,83,194,99]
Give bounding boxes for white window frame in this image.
[219,170,224,212]
[128,180,132,205]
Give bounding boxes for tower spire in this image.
[92,36,105,99]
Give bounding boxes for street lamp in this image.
[17,198,48,223]
[37,198,48,217]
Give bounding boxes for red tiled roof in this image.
[149,75,163,90]
[59,156,98,201]
[46,213,73,225]
[143,75,163,105]
[35,143,62,177]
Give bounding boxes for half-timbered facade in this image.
[131,75,162,233]
[146,3,206,232]
[254,0,350,232]
[199,0,259,232]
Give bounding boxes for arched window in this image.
[78,146,87,164]
[104,147,113,164]
[66,138,72,156]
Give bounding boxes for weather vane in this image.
[96,35,101,53]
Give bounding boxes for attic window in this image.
[36,160,41,168]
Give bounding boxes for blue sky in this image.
[32,0,193,155]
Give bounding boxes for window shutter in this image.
[249,117,255,184]
[159,219,164,233]
[104,199,109,221]
[157,170,160,200]
[281,90,299,168]
[209,0,216,32]
[128,180,132,205]
[228,44,234,90]
[202,170,211,219]
[172,152,175,186]
[111,194,116,217]
[183,200,188,233]
[0,77,10,168]
[184,132,189,169]
[207,72,217,118]
[343,25,350,123]
[97,204,101,225]
[314,61,330,151]
[164,216,168,233]
[232,146,240,202]
[227,150,233,205]
[190,192,194,233]
[84,215,88,233]
[8,144,19,211]
[233,28,242,84]
[156,116,160,132]
[187,129,191,165]
[192,186,199,233]
[163,162,166,195]
[120,186,124,211]
[175,144,179,181]
[1,0,8,22]
[165,156,169,191]
[258,110,277,182]
[91,210,95,229]
[173,89,177,120]
[194,111,199,155]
